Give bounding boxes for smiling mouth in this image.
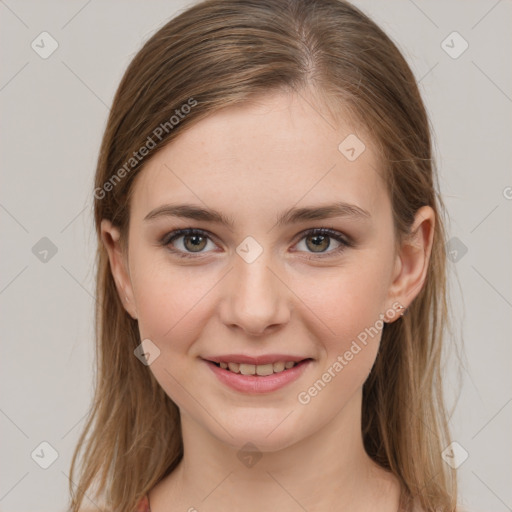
[209,359,313,376]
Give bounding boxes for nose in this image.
[219,251,291,336]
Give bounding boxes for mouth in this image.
[207,359,313,376]
[201,356,314,393]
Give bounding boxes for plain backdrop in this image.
[0,1,511,511]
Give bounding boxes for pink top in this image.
[136,494,151,512]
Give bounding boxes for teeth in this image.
[256,364,274,376]
[227,362,240,373]
[239,363,256,375]
[273,361,285,373]
[218,361,300,375]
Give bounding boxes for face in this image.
[103,89,417,453]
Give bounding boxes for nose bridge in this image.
[221,247,290,335]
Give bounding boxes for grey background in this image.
[0,1,511,511]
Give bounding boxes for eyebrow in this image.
[143,201,371,229]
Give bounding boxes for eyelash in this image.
[160,227,354,260]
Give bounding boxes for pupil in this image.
[308,234,329,252]
[185,235,206,251]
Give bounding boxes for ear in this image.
[100,219,138,320]
[385,206,435,323]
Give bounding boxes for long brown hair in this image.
[69,1,458,510]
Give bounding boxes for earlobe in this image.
[100,219,138,320]
[385,206,435,323]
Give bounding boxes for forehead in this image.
[130,90,388,223]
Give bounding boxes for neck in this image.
[151,389,400,512]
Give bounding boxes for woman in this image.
[69,0,457,510]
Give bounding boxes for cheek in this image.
[130,259,217,407]
[293,256,392,387]
[292,272,388,417]
[301,259,390,339]
[130,252,218,344]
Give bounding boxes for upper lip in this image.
[203,354,312,365]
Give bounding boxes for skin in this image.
[101,88,434,512]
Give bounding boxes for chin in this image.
[210,413,308,453]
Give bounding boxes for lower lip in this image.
[204,359,312,393]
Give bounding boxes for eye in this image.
[161,228,217,258]
[293,228,353,258]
